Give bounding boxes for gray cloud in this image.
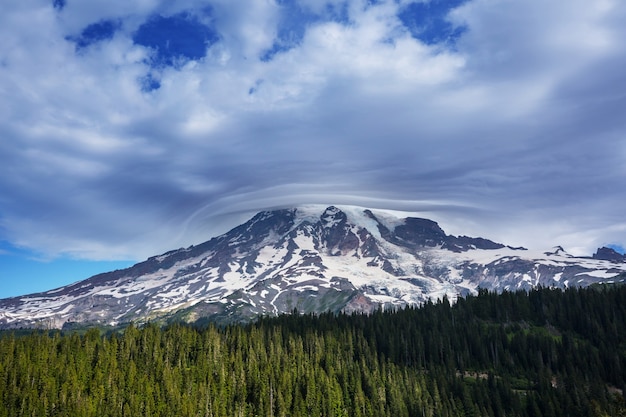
[0,0,625,264]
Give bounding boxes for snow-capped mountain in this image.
[1,205,625,329]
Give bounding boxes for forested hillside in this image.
[1,286,625,416]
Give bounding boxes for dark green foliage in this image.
[1,286,625,416]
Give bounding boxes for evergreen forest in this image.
[1,285,625,416]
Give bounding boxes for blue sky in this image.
[0,241,133,297]
[1,0,625,298]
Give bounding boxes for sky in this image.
[1,0,625,298]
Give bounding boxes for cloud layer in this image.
[1,0,625,263]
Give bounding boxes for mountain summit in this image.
[1,205,625,329]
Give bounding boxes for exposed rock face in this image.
[593,247,626,263]
[1,205,625,329]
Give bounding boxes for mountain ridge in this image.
[1,205,625,329]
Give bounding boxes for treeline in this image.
[1,286,625,416]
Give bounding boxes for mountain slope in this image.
[1,205,625,329]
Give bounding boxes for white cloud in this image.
[209,0,280,59]
[0,0,625,267]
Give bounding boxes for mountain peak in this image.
[544,246,569,256]
[2,205,626,329]
[320,205,347,228]
[593,247,626,263]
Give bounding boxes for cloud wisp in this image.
[1,0,625,295]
